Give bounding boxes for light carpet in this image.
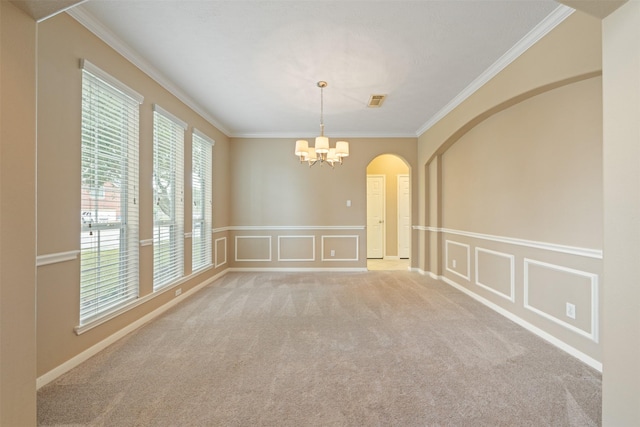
[38,271,601,426]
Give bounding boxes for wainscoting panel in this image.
[475,247,515,302]
[227,227,365,269]
[278,235,315,261]
[415,226,602,368]
[445,240,470,281]
[524,258,598,342]
[235,236,272,262]
[215,237,227,268]
[321,235,359,261]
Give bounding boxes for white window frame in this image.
[191,129,214,272]
[153,105,186,290]
[79,59,143,325]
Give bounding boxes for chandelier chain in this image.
[319,84,324,136]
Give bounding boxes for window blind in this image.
[153,105,186,290]
[192,130,214,272]
[80,61,142,325]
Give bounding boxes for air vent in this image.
[367,94,386,108]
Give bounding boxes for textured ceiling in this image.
[71,0,567,138]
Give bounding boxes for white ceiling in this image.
[69,0,568,138]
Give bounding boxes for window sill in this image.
[74,264,214,335]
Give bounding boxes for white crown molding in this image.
[66,6,232,137]
[415,5,575,137]
[233,131,418,139]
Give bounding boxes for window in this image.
[153,105,186,290]
[80,60,142,325]
[192,130,214,272]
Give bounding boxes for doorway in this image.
[367,175,385,259]
[366,154,411,270]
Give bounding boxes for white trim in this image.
[184,232,193,239]
[227,225,365,231]
[367,174,386,259]
[228,267,367,273]
[321,235,360,262]
[439,276,601,372]
[416,5,574,136]
[36,250,80,267]
[193,128,215,146]
[213,227,230,233]
[38,269,229,389]
[235,236,272,262]
[427,271,439,280]
[35,0,91,22]
[153,104,188,130]
[140,239,153,247]
[80,59,144,104]
[474,247,515,303]
[277,235,316,262]
[413,226,602,259]
[397,174,411,259]
[215,237,227,268]
[67,7,231,136]
[445,240,471,281]
[524,258,599,343]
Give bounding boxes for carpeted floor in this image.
[38,271,601,426]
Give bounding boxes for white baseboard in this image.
[438,275,602,372]
[36,269,229,389]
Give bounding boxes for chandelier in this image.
[294,81,349,167]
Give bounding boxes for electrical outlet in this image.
[566,302,576,319]
[330,249,335,257]
[452,259,457,268]
[175,288,182,297]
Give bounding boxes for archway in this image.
[366,154,411,271]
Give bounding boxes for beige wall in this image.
[3,0,638,423]
[436,73,603,359]
[367,154,410,257]
[416,11,601,248]
[441,76,602,248]
[228,137,417,269]
[36,13,231,378]
[602,2,640,424]
[0,1,37,424]
[416,11,604,366]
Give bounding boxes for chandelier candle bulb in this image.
[315,136,329,154]
[336,141,349,157]
[295,140,309,159]
[306,146,317,162]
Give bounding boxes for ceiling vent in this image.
[367,94,387,108]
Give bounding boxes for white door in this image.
[398,174,410,259]
[367,175,385,259]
